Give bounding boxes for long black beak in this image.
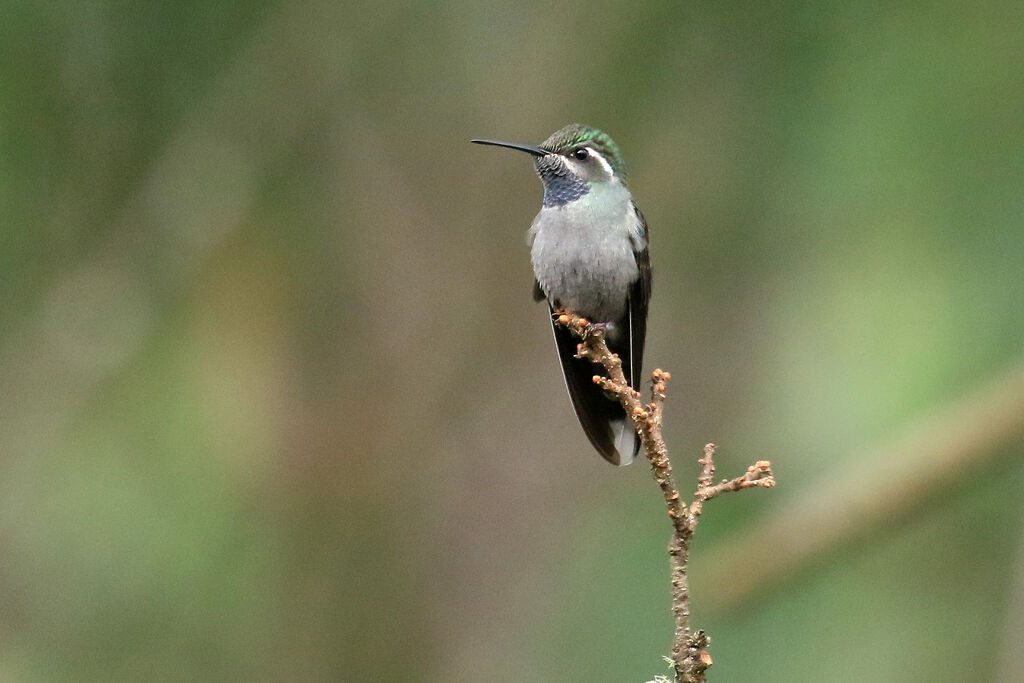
[470,138,549,156]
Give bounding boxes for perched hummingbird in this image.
[472,124,651,466]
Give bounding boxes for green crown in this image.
[542,124,626,178]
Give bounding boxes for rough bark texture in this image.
[555,312,774,682]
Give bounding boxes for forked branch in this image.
[554,311,775,683]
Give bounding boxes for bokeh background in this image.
[3,1,1024,681]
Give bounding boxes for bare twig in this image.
[555,312,774,682]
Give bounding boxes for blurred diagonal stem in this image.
[555,312,774,683]
[700,355,1024,615]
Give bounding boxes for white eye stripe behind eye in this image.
[586,147,615,177]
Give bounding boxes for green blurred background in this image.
[3,1,1024,681]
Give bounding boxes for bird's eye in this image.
[572,148,589,161]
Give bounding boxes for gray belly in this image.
[530,215,639,323]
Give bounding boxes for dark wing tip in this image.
[548,309,629,466]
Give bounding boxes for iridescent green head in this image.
[471,123,628,206]
[540,123,627,180]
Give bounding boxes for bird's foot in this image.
[583,321,609,341]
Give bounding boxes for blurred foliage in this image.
[1,0,1023,681]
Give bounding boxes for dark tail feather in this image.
[549,312,634,465]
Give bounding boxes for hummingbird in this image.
[472,124,651,466]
